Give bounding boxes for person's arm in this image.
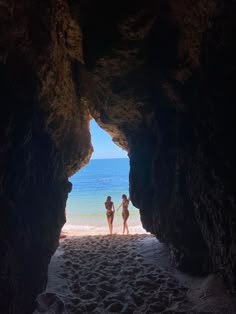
[112,202,115,212]
[116,201,123,211]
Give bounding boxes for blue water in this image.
[63,158,146,235]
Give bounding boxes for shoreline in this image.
[61,223,148,237]
[34,234,236,314]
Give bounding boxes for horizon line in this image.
[90,157,128,160]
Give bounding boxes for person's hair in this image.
[122,194,127,200]
[106,196,111,201]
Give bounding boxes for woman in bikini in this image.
[117,194,130,235]
[105,196,115,235]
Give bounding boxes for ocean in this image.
[62,158,147,235]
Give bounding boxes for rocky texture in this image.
[0,0,236,312]
[0,1,92,312]
[79,0,236,288]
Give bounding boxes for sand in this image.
[34,234,236,314]
[61,224,148,237]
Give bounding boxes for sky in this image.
[90,119,128,159]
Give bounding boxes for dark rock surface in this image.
[0,1,92,312]
[0,0,235,312]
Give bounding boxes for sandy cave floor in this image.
[34,234,236,314]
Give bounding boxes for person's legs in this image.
[122,220,125,234]
[122,211,129,234]
[110,213,114,234]
[123,218,127,234]
[122,212,125,234]
[107,215,111,234]
[108,214,114,234]
[125,220,129,234]
[123,218,129,234]
[109,218,112,234]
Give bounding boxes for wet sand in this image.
[34,234,236,314]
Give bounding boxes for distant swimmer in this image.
[117,194,130,235]
[105,196,115,235]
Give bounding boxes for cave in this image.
[0,0,236,313]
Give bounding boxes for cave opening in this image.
[1,1,236,313]
[62,119,146,236]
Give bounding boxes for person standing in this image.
[105,196,115,235]
[117,194,130,235]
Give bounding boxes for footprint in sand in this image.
[79,292,94,300]
[105,300,124,312]
[46,235,207,314]
[99,282,116,292]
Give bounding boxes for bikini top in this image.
[122,200,129,210]
[105,201,113,210]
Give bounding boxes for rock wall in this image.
[79,0,236,289]
[0,0,235,312]
[0,1,92,312]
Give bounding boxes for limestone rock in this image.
[0,0,235,312]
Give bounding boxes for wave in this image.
[62,224,148,236]
[63,224,99,230]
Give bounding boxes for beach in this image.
[61,222,147,237]
[64,158,146,236]
[35,155,236,314]
[34,234,236,314]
